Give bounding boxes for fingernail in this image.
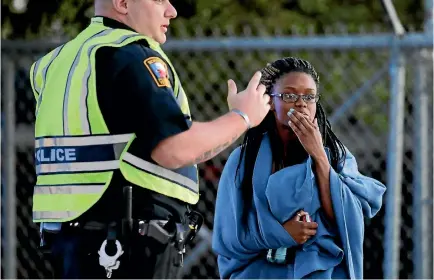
[287,109,294,116]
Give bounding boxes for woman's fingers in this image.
[303,228,317,236]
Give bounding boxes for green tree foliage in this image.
[1,0,425,39]
[1,0,425,133]
[1,0,93,39]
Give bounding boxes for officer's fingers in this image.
[262,94,270,104]
[257,83,266,95]
[247,71,262,91]
[227,79,237,95]
[264,104,271,113]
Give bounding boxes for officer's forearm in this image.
[151,111,248,169]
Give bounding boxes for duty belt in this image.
[39,186,204,268]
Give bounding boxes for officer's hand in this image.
[227,71,270,128]
[282,210,318,244]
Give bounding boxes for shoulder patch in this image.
[143,57,171,88]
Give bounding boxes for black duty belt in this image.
[39,186,204,268]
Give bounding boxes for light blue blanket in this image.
[212,134,386,279]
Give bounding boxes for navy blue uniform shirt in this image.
[80,17,191,223]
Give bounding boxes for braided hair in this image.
[235,57,346,223]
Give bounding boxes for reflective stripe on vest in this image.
[34,184,105,195]
[35,45,65,116]
[37,161,119,175]
[62,29,113,135]
[62,29,139,135]
[122,152,199,194]
[30,45,65,104]
[33,211,78,220]
[78,33,138,134]
[35,134,133,148]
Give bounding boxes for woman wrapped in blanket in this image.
[212,57,386,279]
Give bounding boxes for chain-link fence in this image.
[1,24,433,279]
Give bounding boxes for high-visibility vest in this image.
[30,17,199,223]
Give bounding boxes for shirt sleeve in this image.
[108,44,191,153]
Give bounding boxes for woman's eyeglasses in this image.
[270,93,320,103]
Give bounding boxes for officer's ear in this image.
[112,0,128,15]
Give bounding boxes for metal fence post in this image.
[424,0,433,34]
[3,56,18,279]
[412,49,432,279]
[383,40,406,279]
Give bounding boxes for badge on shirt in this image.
[143,57,171,88]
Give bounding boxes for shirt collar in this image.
[92,16,137,33]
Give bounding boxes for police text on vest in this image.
[36,148,77,163]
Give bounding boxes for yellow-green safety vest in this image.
[30,17,199,223]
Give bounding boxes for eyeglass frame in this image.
[269,93,320,103]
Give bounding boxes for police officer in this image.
[30,0,270,278]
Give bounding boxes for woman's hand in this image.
[288,109,335,221]
[287,109,326,160]
[282,210,318,244]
